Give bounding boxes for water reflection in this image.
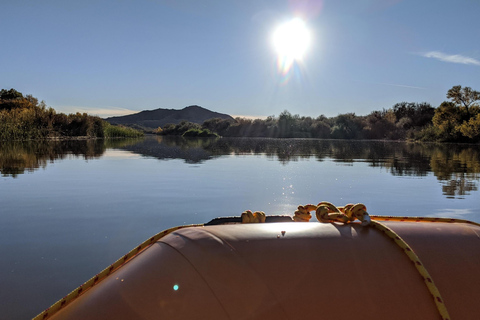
[123,136,214,163]
[0,139,141,177]
[430,148,480,199]
[1,137,479,198]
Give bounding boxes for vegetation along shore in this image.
[1,86,479,143]
[155,86,480,143]
[0,89,143,141]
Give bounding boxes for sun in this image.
[273,18,311,61]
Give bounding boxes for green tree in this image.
[392,102,434,129]
[0,88,23,100]
[310,120,331,138]
[330,113,364,139]
[412,102,435,127]
[458,113,480,140]
[278,110,296,137]
[429,86,480,142]
[364,109,397,139]
[0,89,33,111]
[432,101,464,141]
[447,85,480,116]
[202,118,233,136]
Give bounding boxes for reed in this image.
[104,123,144,138]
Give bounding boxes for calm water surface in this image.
[1,136,479,319]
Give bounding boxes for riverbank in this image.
[154,102,479,144]
[0,89,143,141]
[2,87,479,143]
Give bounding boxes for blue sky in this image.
[2,0,480,118]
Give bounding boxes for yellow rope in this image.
[370,215,480,227]
[369,220,450,320]
[241,210,266,223]
[33,224,203,320]
[298,202,452,320]
[293,205,316,222]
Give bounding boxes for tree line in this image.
[157,85,480,143]
[2,86,478,142]
[0,89,143,140]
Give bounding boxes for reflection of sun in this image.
[272,18,311,61]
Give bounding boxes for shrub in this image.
[414,125,441,141]
[104,123,144,138]
[182,128,219,137]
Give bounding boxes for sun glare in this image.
[273,18,311,61]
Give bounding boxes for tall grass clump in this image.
[104,123,144,138]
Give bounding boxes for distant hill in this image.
[105,105,234,130]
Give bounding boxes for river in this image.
[1,136,479,319]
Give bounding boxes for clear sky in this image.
[2,0,480,118]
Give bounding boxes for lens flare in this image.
[272,18,311,82]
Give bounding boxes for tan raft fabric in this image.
[43,220,480,320]
[33,225,202,320]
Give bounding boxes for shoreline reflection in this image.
[1,137,478,198]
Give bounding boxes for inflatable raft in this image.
[34,202,480,320]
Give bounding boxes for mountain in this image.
[105,105,234,130]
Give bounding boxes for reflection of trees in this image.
[207,138,324,164]
[103,138,145,150]
[0,142,46,177]
[119,136,215,163]
[442,178,477,199]
[123,137,479,199]
[377,143,433,177]
[0,139,141,177]
[2,137,479,199]
[430,146,480,198]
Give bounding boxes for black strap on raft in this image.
[205,215,293,225]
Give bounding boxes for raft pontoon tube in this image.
[35,203,480,320]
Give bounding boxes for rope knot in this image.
[241,210,266,223]
[315,201,349,223]
[345,203,371,226]
[292,201,371,226]
[293,205,316,222]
